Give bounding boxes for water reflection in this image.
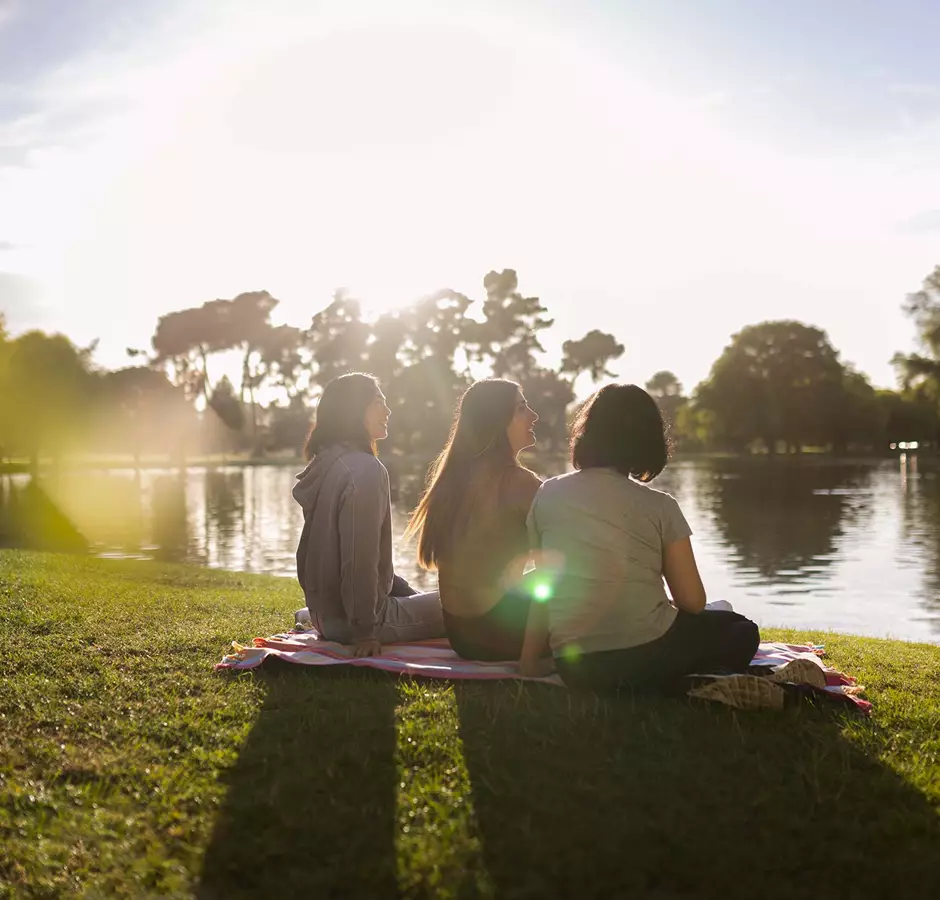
[151,475,197,564]
[699,463,870,589]
[203,470,244,570]
[0,460,938,643]
[897,456,940,627]
[0,476,89,552]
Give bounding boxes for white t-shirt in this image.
[526,467,692,656]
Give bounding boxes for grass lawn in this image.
[1,550,939,899]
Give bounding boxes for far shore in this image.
[0,447,923,476]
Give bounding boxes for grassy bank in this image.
[1,551,938,899]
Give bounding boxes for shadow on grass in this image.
[198,661,400,900]
[454,683,940,900]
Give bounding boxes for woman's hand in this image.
[352,639,382,657]
[519,656,555,678]
[518,594,552,678]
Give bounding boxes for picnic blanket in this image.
[215,627,871,714]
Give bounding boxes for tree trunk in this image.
[199,345,212,398]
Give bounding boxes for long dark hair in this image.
[570,383,669,482]
[404,378,521,569]
[303,372,380,461]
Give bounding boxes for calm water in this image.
[4,457,940,644]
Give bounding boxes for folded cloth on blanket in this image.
[214,625,870,713]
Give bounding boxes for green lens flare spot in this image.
[561,644,582,663]
[532,582,552,602]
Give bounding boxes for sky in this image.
[1,0,940,393]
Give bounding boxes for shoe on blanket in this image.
[764,657,827,689]
[688,674,786,711]
[292,608,314,633]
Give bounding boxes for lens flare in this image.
[532,581,552,602]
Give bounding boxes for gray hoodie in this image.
[293,444,394,642]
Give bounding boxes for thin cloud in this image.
[889,82,940,97]
[0,270,47,325]
[0,0,196,167]
[896,209,940,234]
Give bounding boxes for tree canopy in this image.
[5,260,940,468]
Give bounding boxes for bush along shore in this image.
[1,549,939,899]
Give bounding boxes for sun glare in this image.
[1,0,935,390]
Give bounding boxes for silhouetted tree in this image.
[469,269,554,379]
[207,375,246,435]
[877,388,940,446]
[149,292,284,456]
[561,330,625,382]
[256,324,308,401]
[305,290,371,390]
[363,312,409,389]
[228,290,280,441]
[829,369,884,453]
[893,265,940,392]
[0,315,10,462]
[151,302,226,399]
[645,370,687,433]
[695,320,847,453]
[391,289,476,458]
[267,395,312,455]
[3,330,97,471]
[388,357,469,458]
[518,367,575,454]
[96,366,194,464]
[400,289,474,369]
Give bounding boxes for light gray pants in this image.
[317,590,445,645]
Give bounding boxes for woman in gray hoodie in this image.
[293,372,444,657]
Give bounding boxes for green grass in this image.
[1,550,938,899]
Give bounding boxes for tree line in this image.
[3,264,940,471]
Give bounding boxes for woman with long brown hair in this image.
[404,378,548,662]
[294,372,444,657]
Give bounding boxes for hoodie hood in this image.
[292,444,355,510]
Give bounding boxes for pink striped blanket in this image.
[215,629,871,713]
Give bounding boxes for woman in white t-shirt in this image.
[520,384,760,690]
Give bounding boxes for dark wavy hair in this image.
[404,378,521,569]
[303,372,380,461]
[570,383,669,483]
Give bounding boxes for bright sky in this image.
[1,0,939,392]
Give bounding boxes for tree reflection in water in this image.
[693,461,872,589]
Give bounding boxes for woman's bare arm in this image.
[519,595,552,677]
[663,537,707,613]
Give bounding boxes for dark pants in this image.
[392,574,417,597]
[444,588,544,662]
[556,608,760,694]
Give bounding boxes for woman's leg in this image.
[391,573,418,597]
[445,589,542,661]
[555,640,669,692]
[378,590,445,643]
[556,608,760,692]
[667,608,761,675]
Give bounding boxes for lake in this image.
[3,456,939,644]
